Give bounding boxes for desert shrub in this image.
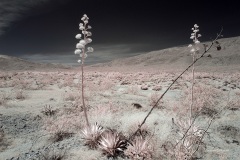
[40,147,66,160]
[127,122,150,139]
[98,130,127,158]
[0,80,6,88]
[106,72,123,81]
[0,128,10,152]
[98,77,115,91]
[14,79,32,89]
[149,92,164,109]
[125,136,154,160]
[59,76,75,88]
[81,122,104,149]
[226,93,240,111]
[172,84,221,117]
[63,91,77,101]
[41,105,58,116]
[167,120,205,159]
[0,129,4,143]
[0,92,10,106]
[44,116,75,142]
[15,90,26,100]
[0,94,6,106]
[127,85,139,95]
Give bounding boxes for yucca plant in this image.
[98,130,127,158]
[81,122,104,149]
[75,14,94,127]
[188,24,201,123]
[125,136,153,160]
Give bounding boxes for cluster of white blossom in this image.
[188,24,201,54]
[75,14,94,63]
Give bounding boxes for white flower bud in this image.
[88,25,92,29]
[193,29,199,33]
[87,47,94,52]
[76,43,84,49]
[87,32,92,36]
[75,34,82,39]
[86,38,92,43]
[188,44,192,48]
[198,34,201,37]
[74,49,82,54]
[194,24,199,28]
[80,40,86,45]
[190,48,195,53]
[195,40,200,44]
[84,20,88,24]
[82,31,88,34]
[77,59,81,63]
[80,53,88,58]
[190,36,194,39]
[79,26,85,30]
[79,23,83,27]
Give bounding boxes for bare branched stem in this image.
[129,27,223,140]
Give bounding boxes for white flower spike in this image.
[75,14,94,64]
[188,24,201,54]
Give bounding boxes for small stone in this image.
[141,85,148,90]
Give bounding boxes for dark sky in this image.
[0,0,239,65]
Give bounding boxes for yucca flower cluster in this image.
[75,14,94,64]
[74,14,93,127]
[188,24,201,54]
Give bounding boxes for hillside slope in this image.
[89,36,240,72]
[0,55,71,71]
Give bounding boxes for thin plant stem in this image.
[81,24,90,127]
[190,52,195,124]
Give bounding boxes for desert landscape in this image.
[0,35,240,159]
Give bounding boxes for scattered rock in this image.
[141,85,148,90]
[132,103,142,109]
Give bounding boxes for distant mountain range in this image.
[1,36,240,72]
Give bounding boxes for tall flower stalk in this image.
[75,14,94,127]
[188,24,201,122]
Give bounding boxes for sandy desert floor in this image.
[0,68,240,159]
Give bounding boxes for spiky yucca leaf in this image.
[99,130,127,157]
[81,122,104,148]
[125,136,153,159]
